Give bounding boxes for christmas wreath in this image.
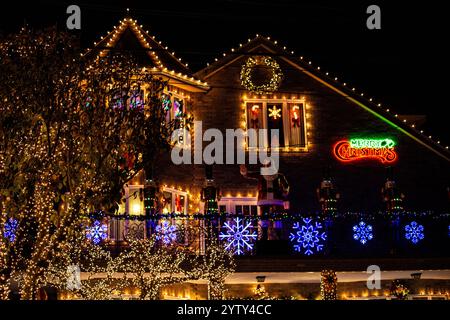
[240,56,283,94]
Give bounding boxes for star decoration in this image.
[269,105,281,119]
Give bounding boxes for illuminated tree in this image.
[0,27,176,299]
[192,227,236,300]
[115,237,193,300]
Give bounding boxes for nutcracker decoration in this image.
[382,167,405,212]
[201,165,221,215]
[317,167,340,216]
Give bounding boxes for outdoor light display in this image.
[333,138,397,163]
[289,218,327,255]
[4,218,18,242]
[129,89,144,110]
[320,270,337,300]
[240,56,283,94]
[219,217,257,255]
[155,220,178,245]
[86,220,108,245]
[352,221,374,245]
[404,221,424,244]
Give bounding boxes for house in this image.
[87,16,450,218]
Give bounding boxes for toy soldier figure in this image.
[317,167,340,216]
[382,167,405,212]
[201,165,221,215]
[240,163,290,215]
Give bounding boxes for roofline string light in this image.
[84,16,209,89]
[202,35,449,154]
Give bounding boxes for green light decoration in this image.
[350,138,395,149]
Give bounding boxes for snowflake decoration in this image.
[86,220,108,245]
[155,220,177,245]
[404,221,424,244]
[4,218,18,242]
[268,105,281,119]
[353,221,373,245]
[289,218,327,255]
[219,217,257,255]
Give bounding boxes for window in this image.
[218,196,258,214]
[161,91,189,147]
[162,187,188,214]
[244,97,308,151]
[129,87,144,110]
[161,91,187,123]
[110,84,146,111]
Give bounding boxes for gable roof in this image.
[195,35,450,162]
[84,17,209,92]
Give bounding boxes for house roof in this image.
[195,35,450,162]
[84,17,209,92]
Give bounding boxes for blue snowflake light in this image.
[353,221,374,245]
[4,218,18,242]
[289,218,327,255]
[404,221,424,244]
[219,217,257,255]
[86,220,108,245]
[155,220,177,245]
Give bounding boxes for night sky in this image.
[1,0,448,145]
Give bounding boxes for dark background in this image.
[1,0,448,145]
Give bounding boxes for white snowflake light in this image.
[86,220,108,245]
[219,217,257,255]
[353,221,373,245]
[289,218,327,255]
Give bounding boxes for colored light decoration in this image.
[4,218,18,242]
[289,218,327,255]
[268,105,281,119]
[219,217,257,255]
[173,99,183,118]
[333,138,397,164]
[352,221,373,245]
[111,90,126,110]
[155,220,177,245]
[162,94,172,112]
[129,89,144,110]
[404,221,424,244]
[86,220,108,245]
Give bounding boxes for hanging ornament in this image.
[268,105,281,120]
[240,56,283,94]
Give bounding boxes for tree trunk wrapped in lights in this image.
[191,226,236,300]
[0,27,178,299]
[320,270,337,300]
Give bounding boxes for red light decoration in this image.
[333,138,397,164]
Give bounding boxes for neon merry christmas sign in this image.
[333,138,397,163]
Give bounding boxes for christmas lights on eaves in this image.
[84,17,208,89]
[203,34,449,152]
